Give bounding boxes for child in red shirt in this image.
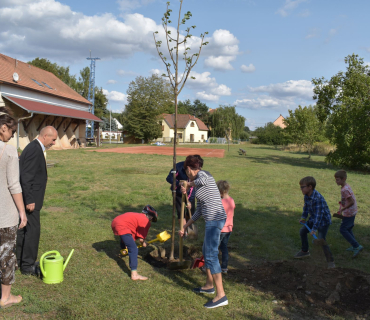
[111,205,158,280]
[217,180,235,274]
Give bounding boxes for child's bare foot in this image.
[131,274,148,281]
[0,294,22,309]
[131,271,148,281]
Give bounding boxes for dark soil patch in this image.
[142,246,370,318]
[228,260,370,318]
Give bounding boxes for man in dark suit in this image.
[17,126,58,275]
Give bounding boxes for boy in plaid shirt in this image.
[295,176,335,268]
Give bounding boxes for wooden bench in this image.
[239,148,246,156]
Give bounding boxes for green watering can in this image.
[40,249,74,284]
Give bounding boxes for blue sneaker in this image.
[352,245,363,258]
[193,287,215,294]
[346,247,354,252]
[204,296,228,308]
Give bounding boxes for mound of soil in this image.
[142,246,370,318]
[228,260,370,317]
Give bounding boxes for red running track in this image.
[92,146,225,158]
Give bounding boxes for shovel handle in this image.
[300,222,318,239]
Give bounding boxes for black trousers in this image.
[16,209,41,269]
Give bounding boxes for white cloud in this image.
[249,80,314,100]
[234,80,314,110]
[196,91,219,102]
[185,71,231,102]
[102,89,127,103]
[235,96,282,109]
[211,84,231,96]
[0,0,161,61]
[0,1,242,73]
[204,56,235,71]
[241,64,256,73]
[107,80,117,84]
[276,0,308,17]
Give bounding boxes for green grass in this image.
[5,144,370,319]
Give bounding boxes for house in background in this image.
[0,53,102,150]
[158,114,209,143]
[273,114,286,129]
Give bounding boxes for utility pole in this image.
[86,51,100,139]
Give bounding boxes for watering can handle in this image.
[40,250,60,277]
[63,249,74,271]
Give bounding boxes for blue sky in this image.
[1,0,369,129]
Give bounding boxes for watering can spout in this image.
[63,249,74,271]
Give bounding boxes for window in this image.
[201,135,204,139]
[190,122,195,127]
[31,79,43,87]
[42,82,53,89]
[177,133,183,139]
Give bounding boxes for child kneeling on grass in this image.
[334,170,363,258]
[111,205,158,281]
[295,176,335,269]
[216,180,235,275]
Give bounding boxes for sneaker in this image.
[352,245,363,258]
[333,213,344,219]
[327,261,336,269]
[221,268,228,274]
[346,247,354,252]
[193,287,215,294]
[204,296,228,309]
[294,251,310,259]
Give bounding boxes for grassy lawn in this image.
[5,144,370,319]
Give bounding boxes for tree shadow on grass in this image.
[246,154,333,170]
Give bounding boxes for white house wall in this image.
[184,121,207,142]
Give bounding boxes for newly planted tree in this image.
[154,0,208,259]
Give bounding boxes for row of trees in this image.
[253,54,370,169]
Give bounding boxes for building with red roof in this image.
[0,53,102,150]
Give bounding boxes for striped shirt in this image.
[301,189,331,231]
[191,170,226,222]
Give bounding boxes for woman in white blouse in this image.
[0,107,27,309]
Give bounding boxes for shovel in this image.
[192,256,204,269]
[168,193,192,270]
[300,222,327,246]
[181,182,198,240]
[120,231,171,256]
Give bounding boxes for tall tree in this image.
[312,54,370,168]
[283,105,324,158]
[189,99,209,120]
[123,74,173,142]
[153,0,209,260]
[253,122,288,146]
[209,105,245,140]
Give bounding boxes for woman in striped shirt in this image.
[179,155,228,309]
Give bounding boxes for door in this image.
[190,134,194,142]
